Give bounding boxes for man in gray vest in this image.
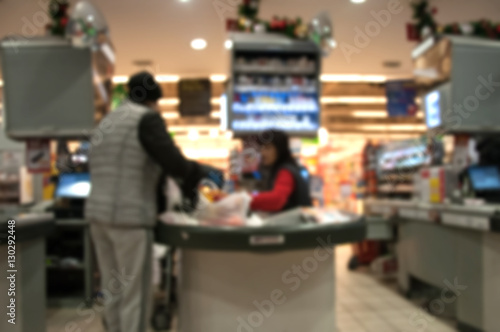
[85,72,205,332]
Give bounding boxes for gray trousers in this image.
[90,224,153,332]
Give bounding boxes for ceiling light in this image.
[361,124,427,131]
[225,39,233,49]
[188,129,199,141]
[352,111,388,118]
[191,38,207,50]
[320,74,386,82]
[211,111,221,118]
[209,129,219,138]
[112,76,128,84]
[156,75,179,83]
[351,0,366,3]
[211,97,221,105]
[210,75,227,82]
[159,98,180,106]
[318,127,329,146]
[162,112,179,119]
[321,96,387,104]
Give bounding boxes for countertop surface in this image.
[364,199,500,232]
[155,208,366,251]
[0,212,56,244]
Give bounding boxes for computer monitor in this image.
[55,173,91,199]
[468,166,500,192]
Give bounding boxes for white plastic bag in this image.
[160,177,252,226]
[194,192,252,226]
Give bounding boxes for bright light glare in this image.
[191,39,207,50]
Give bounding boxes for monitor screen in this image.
[469,166,500,191]
[55,173,91,199]
[425,91,441,128]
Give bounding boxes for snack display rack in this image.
[227,32,321,137]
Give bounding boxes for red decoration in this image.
[60,17,68,27]
[406,23,420,41]
[431,7,438,15]
[226,18,239,31]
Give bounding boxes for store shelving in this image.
[227,33,321,137]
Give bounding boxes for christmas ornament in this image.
[308,11,336,57]
[459,22,473,35]
[409,0,437,41]
[47,0,70,37]
[253,22,266,33]
[295,24,308,39]
[66,0,109,47]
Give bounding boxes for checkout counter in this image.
[0,211,55,332]
[365,199,500,332]
[358,35,500,332]
[156,208,366,332]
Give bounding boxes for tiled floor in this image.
[334,246,457,332]
[47,245,458,332]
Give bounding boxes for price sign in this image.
[26,139,51,173]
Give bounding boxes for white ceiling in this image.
[1,0,500,78]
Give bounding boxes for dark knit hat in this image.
[127,71,163,104]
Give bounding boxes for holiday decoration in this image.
[408,1,500,41]
[409,0,437,41]
[308,12,336,56]
[233,0,315,40]
[111,84,127,109]
[46,0,70,37]
[66,1,109,47]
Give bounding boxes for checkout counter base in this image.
[0,238,47,332]
[397,221,500,332]
[177,248,336,332]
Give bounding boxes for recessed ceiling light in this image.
[224,40,233,49]
[351,0,366,3]
[210,74,227,82]
[156,75,180,83]
[112,76,128,84]
[191,38,207,50]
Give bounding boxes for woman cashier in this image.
[251,129,312,212]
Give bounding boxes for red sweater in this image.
[251,169,295,212]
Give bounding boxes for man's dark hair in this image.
[127,71,163,104]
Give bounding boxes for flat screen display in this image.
[425,91,441,128]
[55,173,91,199]
[468,166,500,191]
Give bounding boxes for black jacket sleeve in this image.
[138,111,203,209]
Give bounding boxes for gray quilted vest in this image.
[85,100,162,228]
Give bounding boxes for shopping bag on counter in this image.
[193,191,252,226]
[159,177,252,226]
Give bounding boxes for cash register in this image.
[53,173,91,219]
[462,166,500,203]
